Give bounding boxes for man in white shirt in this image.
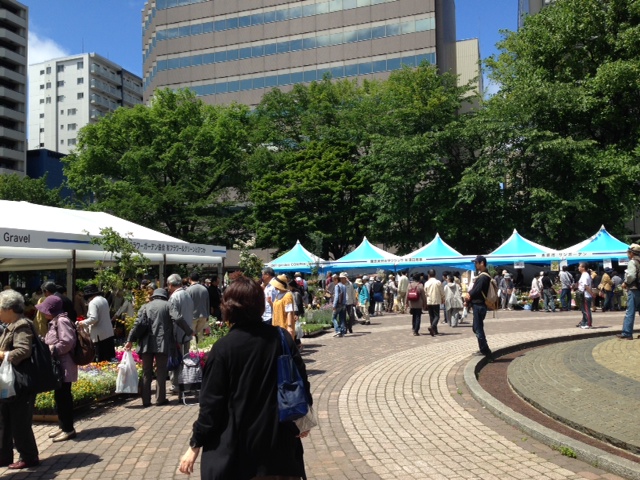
[261,267,277,325]
[78,284,115,362]
[576,262,593,329]
[397,272,409,313]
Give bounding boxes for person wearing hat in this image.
[37,295,78,442]
[499,273,514,311]
[356,277,370,325]
[617,244,640,339]
[331,273,348,336]
[125,288,192,407]
[464,256,493,357]
[78,284,115,362]
[340,273,357,333]
[270,274,297,340]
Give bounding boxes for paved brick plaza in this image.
[11,310,640,479]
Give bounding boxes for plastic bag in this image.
[295,321,304,340]
[115,350,139,394]
[294,405,318,433]
[0,356,15,400]
[509,292,518,305]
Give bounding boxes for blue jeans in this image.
[543,289,555,312]
[602,291,614,312]
[621,289,640,337]
[332,306,346,335]
[560,288,571,310]
[472,303,491,355]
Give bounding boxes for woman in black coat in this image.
[179,276,312,480]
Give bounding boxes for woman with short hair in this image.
[179,276,312,479]
[0,290,39,469]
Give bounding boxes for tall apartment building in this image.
[518,0,554,28]
[28,53,143,154]
[456,38,482,111]
[0,0,27,175]
[142,0,458,106]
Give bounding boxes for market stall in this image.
[266,240,325,274]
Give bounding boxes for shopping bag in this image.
[509,292,518,305]
[0,357,15,400]
[277,328,308,422]
[294,405,318,433]
[115,350,139,394]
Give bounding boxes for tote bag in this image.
[277,328,308,423]
[14,323,62,395]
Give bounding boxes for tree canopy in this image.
[0,174,63,207]
[63,89,251,244]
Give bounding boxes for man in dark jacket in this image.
[465,256,493,358]
[125,288,192,407]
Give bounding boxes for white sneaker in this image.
[580,325,591,329]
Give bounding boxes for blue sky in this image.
[25,0,517,93]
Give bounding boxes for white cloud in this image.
[28,31,69,65]
[483,79,502,99]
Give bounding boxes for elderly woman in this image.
[179,276,312,479]
[37,295,78,442]
[0,290,39,469]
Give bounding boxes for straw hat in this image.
[269,274,290,292]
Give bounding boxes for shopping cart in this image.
[178,354,202,406]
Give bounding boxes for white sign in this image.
[603,259,612,269]
[0,228,226,258]
[514,262,525,269]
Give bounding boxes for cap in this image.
[473,255,486,264]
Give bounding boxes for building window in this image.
[39,113,44,118]
[40,69,45,75]
[60,140,64,145]
[77,61,84,69]
[39,99,44,104]
[67,108,77,115]
[68,138,76,146]
[68,123,77,130]
[60,125,64,130]
[57,65,64,72]
[77,77,84,85]
[39,128,44,132]
[46,97,51,104]
[60,110,64,114]
[57,80,65,87]
[46,82,51,89]
[77,92,84,99]
[46,67,51,74]
[57,95,65,102]
[39,84,44,90]
[40,143,45,147]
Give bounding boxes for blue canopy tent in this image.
[397,233,474,269]
[266,240,325,274]
[559,225,629,262]
[327,237,400,271]
[485,229,558,264]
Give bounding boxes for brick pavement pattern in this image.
[4,310,635,479]
[508,337,640,453]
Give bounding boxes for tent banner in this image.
[0,228,225,257]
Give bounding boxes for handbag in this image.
[0,356,16,400]
[115,350,139,394]
[14,323,62,395]
[277,328,308,423]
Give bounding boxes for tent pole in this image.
[68,250,76,297]
[159,255,166,288]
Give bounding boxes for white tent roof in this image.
[0,201,226,271]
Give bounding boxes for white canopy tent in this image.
[0,201,226,290]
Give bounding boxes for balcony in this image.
[90,64,118,83]
[0,145,24,162]
[0,26,25,48]
[0,105,22,121]
[0,9,26,29]
[90,78,120,99]
[0,126,24,141]
[0,66,23,83]
[0,85,23,103]
[0,47,24,66]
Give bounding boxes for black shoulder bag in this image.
[14,322,62,395]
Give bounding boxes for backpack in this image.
[71,323,96,366]
[480,272,499,310]
[407,284,420,301]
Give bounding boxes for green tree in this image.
[452,0,640,251]
[0,174,63,207]
[63,89,252,245]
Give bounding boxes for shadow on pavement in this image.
[78,426,135,439]
[306,369,326,376]
[33,452,101,473]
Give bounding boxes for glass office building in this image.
[142,0,458,105]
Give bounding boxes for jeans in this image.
[560,288,571,310]
[472,303,491,355]
[141,352,168,406]
[332,306,346,335]
[543,289,555,312]
[602,291,614,312]
[55,382,74,432]
[621,289,640,337]
[580,296,592,327]
[95,336,116,362]
[410,308,422,333]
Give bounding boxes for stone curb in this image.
[463,331,640,480]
